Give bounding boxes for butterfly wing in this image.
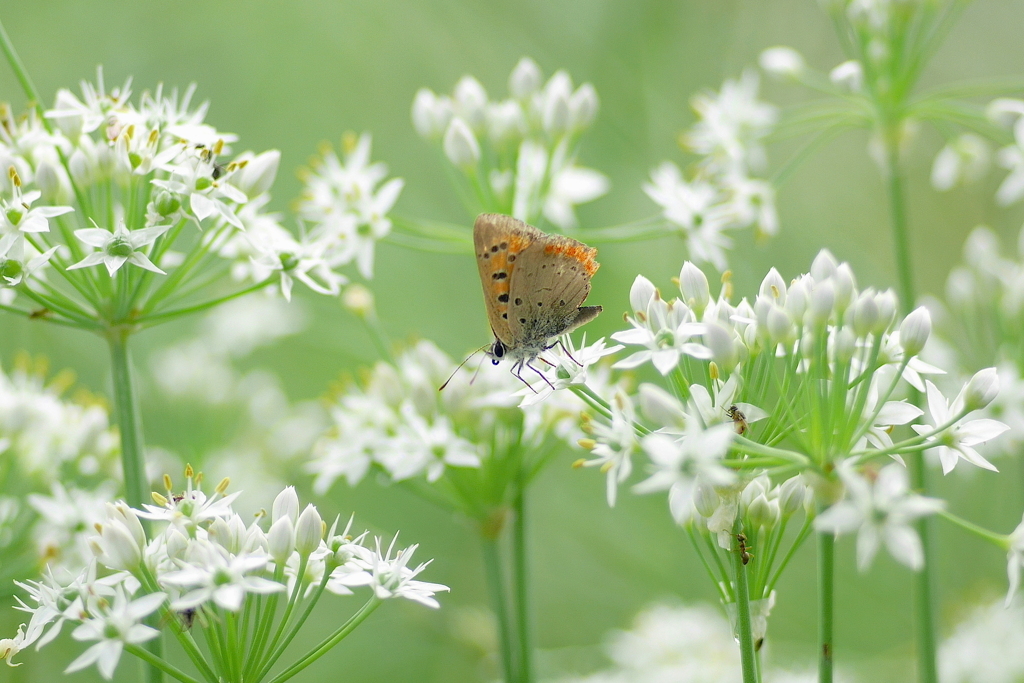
[473,214,543,346]
[507,232,601,345]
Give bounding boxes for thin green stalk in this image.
[732,527,758,683]
[818,528,834,683]
[482,535,518,683]
[938,509,1008,546]
[883,135,938,683]
[253,555,308,679]
[255,569,333,682]
[107,330,148,509]
[512,478,532,683]
[125,644,199,683]
[265,598,381,683]
[139,277,276,326]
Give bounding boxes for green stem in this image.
[481,534,518,683]
[107,329,147,508]
[883,132,938,683]
[265,598,381,683]
[938,509,1008,546]
[818,528,834,683]
[732,526,758,683]
[512,479,532,683]
[139,277,276,326]
[125,644,199,683]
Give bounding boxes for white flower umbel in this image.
[68,221,169,276]
[516,333,623,406]
[2,472,447,681]
[412,59,608,230]
[940,598,1024,683]
[298,132,404,279]
[815,462,944,571]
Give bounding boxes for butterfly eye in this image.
[492,341,505,359]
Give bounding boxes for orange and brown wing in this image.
[472,214,543,346]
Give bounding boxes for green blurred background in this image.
[2,1,1024,681]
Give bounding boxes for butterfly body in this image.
[473,213,601,384]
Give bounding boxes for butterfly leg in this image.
[552,338,583,367]
[526,359,555,390]
[509,360,538,393]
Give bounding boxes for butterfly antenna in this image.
[468,350,489,386]
[439,345,488,391]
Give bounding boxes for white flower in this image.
[0,624,31,667]
[67,221,169,276]
[138,477,240,533]
[633,422,736,524]
[329,536,449,609]
[298,132,404,279]
[377,403,480,482]
[516,334,623,406]
[912,380,1008,474]
[64,587,166,680]
[578,390,639,506]
[815,462,944,571]
[161,543,283,612]
[612,278,711,375]
[541,140,609,230]
[759,46,805,78]
[443,117,480,168]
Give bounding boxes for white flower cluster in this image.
[0,357,120,574]
[580,251,1005,574]
[308,339,605,494]
[413,57,608,230]
[2,477,446,678]
[926,225,1024,459]
[0,68,402,315]
[293,132,404,281]
[644,70,779,271]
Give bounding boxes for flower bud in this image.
[295,504,323,556]
[694,481,720,518]
[832,263,856,314]
[443,118,481,169]
[829,60,864,92]
[899,307,931,357]
[963,367,1000,411]
[94,520,142,571]
[542,76,572,136]
[703,322,739,373]
[453,76,488,131]
[638,383,686,429]
[209,517,232,551]
[766,305,794,346]
[165,528,188,560]
[678,261,710,313]
[509,57,543,99]
[785,275,810,320]
[810,249,838,281]
[108,502,146,549]
[747,494,780,530]
[834,327,857,364]
[740,476,767,509]
[759,267,787,305]
[778,477,807,516]
[486,101,525,145]
[273,486,300,524]
[850,290,879,338]
[629,275,657,317]
[807,280,835,326]
[569,83,599,131]
[759,46,805,79]
[268,516,296,564]
[873,290,897,335]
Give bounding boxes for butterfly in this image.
[473,213,602,386]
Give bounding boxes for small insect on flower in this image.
[737,533,753,565]
[726,404,748,435]
[473,213,602,390]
